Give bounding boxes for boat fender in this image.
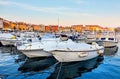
[97,50,103,54]
[78,52,88,57]
[11,36,16,39]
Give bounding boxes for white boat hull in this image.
[16,41,52,58]
[21,49,52,58]
[51,48,104,62]
[102,41,117,48]
[0,40,17,45]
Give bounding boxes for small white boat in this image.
[46,39,104,62]
[98,37,118,48]
[85,37,97,44]
[85,33,97,44]
[0,33,19,45]
[17,42,52,58]
[41,33,60,42]
[98,31,118,48]
[75,35,86,42]
[16,32,61,58]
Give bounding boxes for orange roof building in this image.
[72,25,84,32]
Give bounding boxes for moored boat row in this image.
[15,34,104,62]
[0,31,118,62]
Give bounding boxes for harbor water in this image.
[0,43,120,79]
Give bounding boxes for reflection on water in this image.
[18,57,57,72]
[0,46,26,63]
[47,57,104,79]
[0,46,22,55]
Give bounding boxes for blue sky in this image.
[0,0,120,27]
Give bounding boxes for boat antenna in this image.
[58,16,59,27]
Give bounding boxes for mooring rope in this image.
[56,62,62,79]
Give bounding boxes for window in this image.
[108,38,114,40]
[101,38,105,40]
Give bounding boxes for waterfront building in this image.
[72,25,84,32]
[0,17,118,34]
[45,26,51,32]
[85,25,102,32]
[0,18,3,30]
[17,22,26,30]
[3,20,11,30]
[9,22,17,30]
[51,25,58,32]
[44,25,58,32]
[59,26,72,32]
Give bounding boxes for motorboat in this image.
[41,33,60,42]
[16,32,41,44]
[97,31,118,47]
[16,32,61,58]
[97,36,118,55]
[85,33,97,44]
[0,33,19,46]
[85,37,97,44]
[98,37,118,48]
[46,39,104,62]
[17,41,52,58]
[75,35,86,42]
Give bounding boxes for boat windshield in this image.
[108,38,114,40]
[101,38,106,40]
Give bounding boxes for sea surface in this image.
[0,43,120,79]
